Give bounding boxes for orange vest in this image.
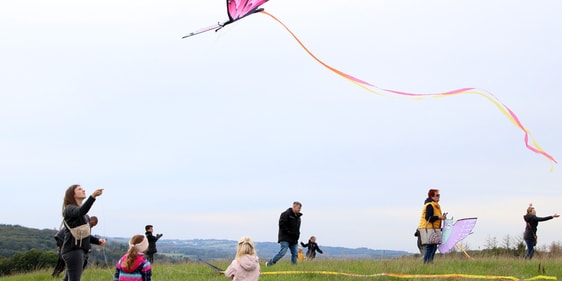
[418,201,442,229]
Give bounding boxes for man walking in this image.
[265,201,302,266]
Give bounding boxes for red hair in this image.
[428,189,439,198]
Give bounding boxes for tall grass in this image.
[2,256,561,281]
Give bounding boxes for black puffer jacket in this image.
[277,208,302,244]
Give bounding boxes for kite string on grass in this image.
[260,270,557,280]
[259,11,557,167]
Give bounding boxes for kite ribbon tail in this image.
[258,11,373,87]
[260,10,557,167]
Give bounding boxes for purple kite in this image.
[438,217,477,254]
[182,0,269,38]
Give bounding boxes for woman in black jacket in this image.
[61,185,105,281]
[523,204,559,260]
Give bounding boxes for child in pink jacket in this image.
[113,234,152,281]
[224,236,260,281]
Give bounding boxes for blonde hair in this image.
[236,236,256,259]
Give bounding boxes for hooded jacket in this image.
[224,254,260,281]
[113,253,152,281]
[523,214,554,240]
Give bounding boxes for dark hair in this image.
[145,225,153,231]
[427,189,439,198]
[62,184,81,215]
[89,216,98,227]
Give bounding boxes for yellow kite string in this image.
[260,11,557,168]
[261,270,557,280]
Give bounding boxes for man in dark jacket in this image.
[145,225,163,263]
[265,201,302,266]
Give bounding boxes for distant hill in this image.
[154,239,411,260]
[0,224,412,262]
[0,224,58,257]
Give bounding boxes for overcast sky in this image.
[1,0,561,254]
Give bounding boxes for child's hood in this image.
[238,254,259,271]
[523,214,535,222]
[119,254,146,273]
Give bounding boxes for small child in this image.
[300,236,323,260]
[297,247,305,261]
[224,236,260,281]
[114,234,152,281]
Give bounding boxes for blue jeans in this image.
[423,244,437,264]
[268,241,299,265]
[524,239,535,259]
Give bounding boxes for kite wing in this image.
[226,0,268,23]
[438,217,477,253]
[182,0,268,38]
[440,218,455,246]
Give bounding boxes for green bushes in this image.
[0,249,57,276]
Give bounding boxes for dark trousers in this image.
[146,253,154,263]
[54,252,89,278]
[62,249,87,281]
[52,253,66,277]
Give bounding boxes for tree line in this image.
[0,224,183,276]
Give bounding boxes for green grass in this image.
[2,256,561,281]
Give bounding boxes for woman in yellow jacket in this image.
[418,189,446,264]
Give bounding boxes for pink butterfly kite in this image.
[182,0,269,38]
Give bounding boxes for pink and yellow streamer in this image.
[261,270,557,280]
[260,11,557,166]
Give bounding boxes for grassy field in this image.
[2,256,561,281]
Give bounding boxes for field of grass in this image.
[2,256,561,281]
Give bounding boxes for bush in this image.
[0,249,57,276]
